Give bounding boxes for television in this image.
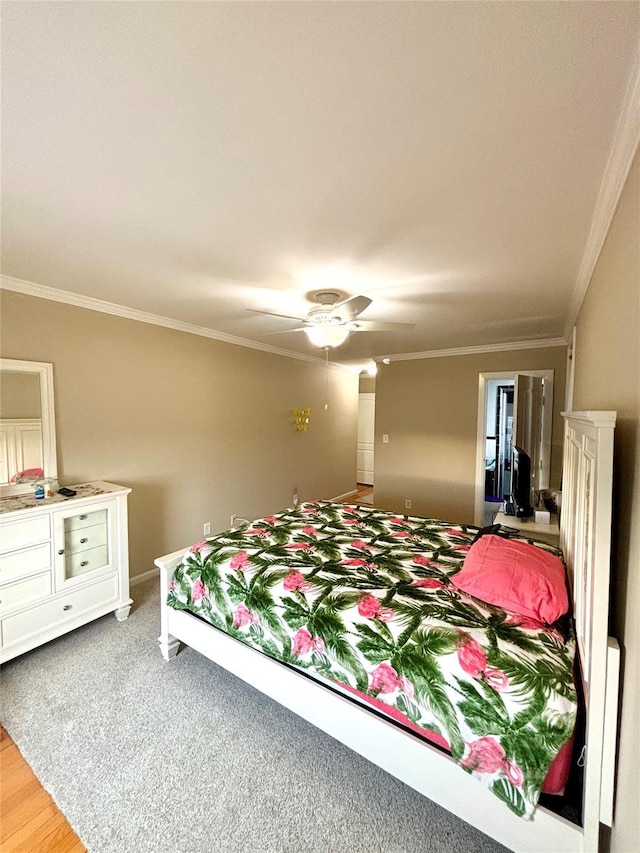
[510,445,533,518]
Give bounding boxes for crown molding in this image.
[0,274,567,370]
[374,337,568,363]
[0,274,353,372]
[565,42,640,339]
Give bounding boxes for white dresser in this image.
[0,481,131,663]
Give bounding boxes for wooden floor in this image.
[351,483,374,505]
[0,726,85,853]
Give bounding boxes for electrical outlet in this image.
[405,499,412,509]
[203,522,211,536]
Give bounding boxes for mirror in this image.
[0,359,57,497]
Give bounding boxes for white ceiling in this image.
[2,2,639,370]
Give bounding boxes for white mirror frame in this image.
[0,359,57,497]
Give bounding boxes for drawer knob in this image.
[58,549,65,555]
[80,561,89,567]
[79,515,87,520]
[63,604,72,611]
[80,538,88,544]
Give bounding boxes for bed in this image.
[155,411,620,852]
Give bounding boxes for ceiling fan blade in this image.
[331,295,372,322]
[264,327,307,336]
[348,319,416,332]
[246,308,304,322]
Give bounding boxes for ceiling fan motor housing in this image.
[307,291,344,326]
[313,290,343,305]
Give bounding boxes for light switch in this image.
[382,434,389,444]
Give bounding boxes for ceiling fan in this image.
[247,291,415,348]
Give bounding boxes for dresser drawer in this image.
[65,545,109,579]
[0,515,50,553]
[2,573,119,647]
[0,542,52,583]
[64,509,107,533]
[64,522,108,555]
[0,572,51,615]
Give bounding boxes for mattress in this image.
[167,501,577,818]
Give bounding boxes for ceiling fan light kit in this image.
[305,324,350,348]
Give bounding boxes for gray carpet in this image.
[1,578,509,853]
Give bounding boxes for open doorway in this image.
[474,370,554,526]
[484,380,514,522]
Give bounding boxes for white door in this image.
[17,423,43,473]
[513,374,544,492]
[357,393,375,485]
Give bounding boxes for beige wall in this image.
[374,347,567,524]
[0,291,359,578]
[573,148,639,853]
[358,375,376,394]
[0,371,41,419]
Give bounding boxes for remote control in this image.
[58,487,77,497]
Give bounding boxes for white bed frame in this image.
[155,411,620,853]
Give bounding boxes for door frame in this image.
[474,370,554,526]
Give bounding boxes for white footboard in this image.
[156,548,184,660]
[155,551,585,852]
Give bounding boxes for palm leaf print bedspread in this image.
[167,502,577,818]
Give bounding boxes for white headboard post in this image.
[560,411,618,846]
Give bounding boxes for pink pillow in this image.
[10,467,44,483]
[452,535,568,624]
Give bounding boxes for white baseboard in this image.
[330,489,358,502]
[130,567,159,586]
